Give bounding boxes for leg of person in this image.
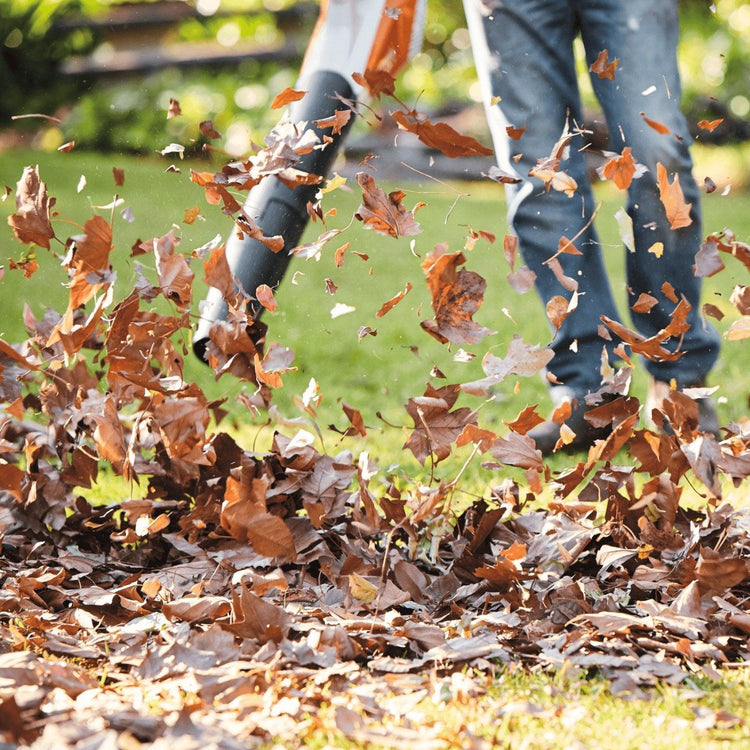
[193,0,426,365]
[580,0,721,432]
[464,0,623,452]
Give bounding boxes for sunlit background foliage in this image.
[1,0,749,159]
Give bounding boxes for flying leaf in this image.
[352,68,396,98]
[313,109,353,135]
[656,162,692,230]
[355,172,422,238]
[167,97,181,118]
[256,284,277,313]
[697,118,723,132]
[199,119,221,139]
[271,87,307,109]
[631,293,658,314]
[420,249,495,345]
[506,125,526,140]
[504,405,545,435]
[726,317,750,341]
[694,238,725,278]
[730,285,750,315]
[391,109,494,158]
[641,113,671,134]
[376,282,412,318]
[490,432,543,471]
[600,147,636,190]
[461,335,554,396]
[8,166,55,249]
[404,383,477,464]
[589,49,619,80]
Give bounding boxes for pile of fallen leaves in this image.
[2,75,750,748]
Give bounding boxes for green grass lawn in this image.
[2,148,748,467]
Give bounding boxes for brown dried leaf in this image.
[391,109,494,159]
[8,166,55,249]
[600,147,635,190]
[656,162,692,230]
[355,173,422,238]
[271,87,307,109]
[461,336,554,396]
[420,249,494,345]
[404,383,477,464]
[376,282,412,318]
[589,49,619,80]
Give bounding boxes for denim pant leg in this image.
[464,0,622,393]
[578,0,720,387]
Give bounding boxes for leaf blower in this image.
[193,0,426,364]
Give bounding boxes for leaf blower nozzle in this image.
[193,70,356,364]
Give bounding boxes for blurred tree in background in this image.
[1,0,748,157]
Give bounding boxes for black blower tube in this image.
[193,70,356,363]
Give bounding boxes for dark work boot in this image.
[527,386,614,456]
[645,379,721,438]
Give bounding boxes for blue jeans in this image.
[464,0,720,392]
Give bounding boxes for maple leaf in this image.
[461,335,554,396]
[589,49,620,80]
[355,172,423,238]
[420,249,495,345]
[656,162,692,230]
[404,384,477,464]
[8,166,55,249]
[391,109,494,158]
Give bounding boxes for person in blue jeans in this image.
[463,0,721,454]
